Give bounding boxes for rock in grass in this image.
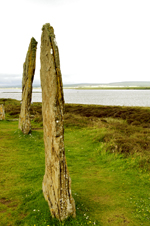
[18,37,37,134]
[40,23,76,221]
[0,104,5,120]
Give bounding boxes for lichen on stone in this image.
[0,104,5,120]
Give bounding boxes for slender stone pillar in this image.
[0,104,5,120]
[40,23,76,221]
[19,37,37,134]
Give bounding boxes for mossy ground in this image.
[1,99,150,225]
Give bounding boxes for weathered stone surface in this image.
[40,23,76,221]
[19,37,37,134]
[0,105,5,120]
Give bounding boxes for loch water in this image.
[0,88,150,107]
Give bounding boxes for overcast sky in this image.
[0,0,150,86]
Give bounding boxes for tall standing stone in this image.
[19,37,37,134]
[0,104,5,120]
[40,23,76,221]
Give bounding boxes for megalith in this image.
[18,37,37,134]
[0,104,5,120]
[40,23,76,221]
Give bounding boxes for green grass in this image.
[65,126,150,225]
[1,99,150,225]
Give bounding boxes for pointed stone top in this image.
[28,37,38,63]
[22,37,38,91]
[31,37,38,43]
[42,23,55,38]
[41,23,63,108]
[30,37,38,49]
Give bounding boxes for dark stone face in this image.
[19,37,38,135]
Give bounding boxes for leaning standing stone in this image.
[0,104,5,120]
[19,37,37,134]
[40,23,76,221]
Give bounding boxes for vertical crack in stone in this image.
[19,37,38,134]
[40,23,76,221]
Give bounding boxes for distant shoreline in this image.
[64,86,150,90]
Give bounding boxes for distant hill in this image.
[1,80,150,88]
[63,81,150,88]
[106,81,150,87]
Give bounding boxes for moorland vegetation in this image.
[1,98,150,225]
